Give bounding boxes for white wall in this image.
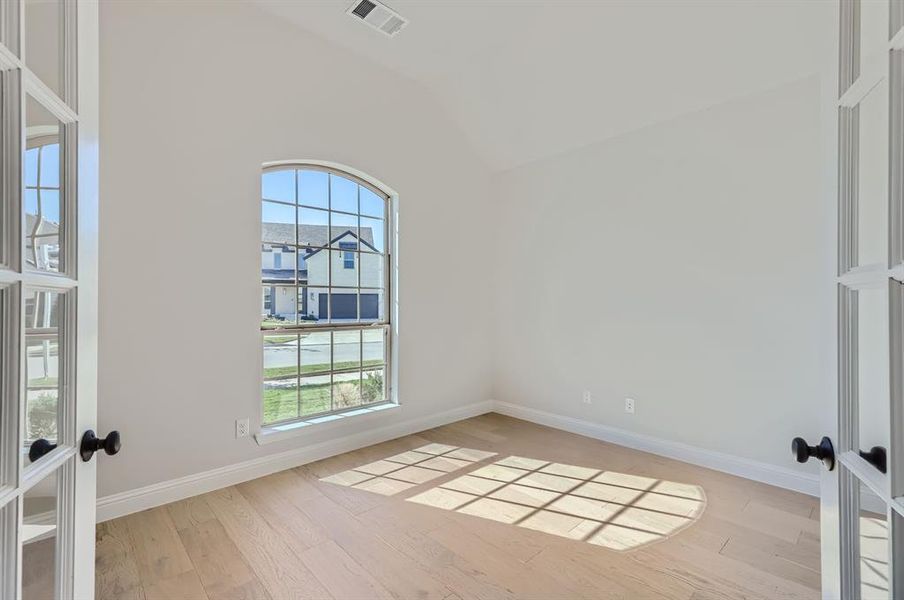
[98,1,494,498]
[99,1,834,501]
[490,76,834,474]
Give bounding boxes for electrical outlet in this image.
[624,398,635,414]
[582,390,592,404]
[236,418,250,439]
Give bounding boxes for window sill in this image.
[254,402,400,446]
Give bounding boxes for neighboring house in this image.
[24,214,60,272]
[262,223,382,321]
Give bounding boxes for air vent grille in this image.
[351,0,376,19]
[347,0,408,38]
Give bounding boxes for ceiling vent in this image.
[347,0,408,38]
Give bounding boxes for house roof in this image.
[262,268,297,284]
[25,214,60,237]
[262,223,375,249]
[261,224,380,285]
[302,229,379,258]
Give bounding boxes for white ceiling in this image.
[255,0,834,172]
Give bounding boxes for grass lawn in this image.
[261,318,318,330]
[263,383,331,423]
[263,372,385,424]
[263,359,383,380]
[261,318,288,330]
[263,335,296,344]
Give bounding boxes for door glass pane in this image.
[859,286,890,453]
[23,288,62,469]
[858,78,888,267]
[22,468,58,600]
[0,74,7,269]
[860,0,890,69]
[24,96,63,273]
[24,0,63,97]
[0,500,16,599]
[858,481,889,599]
[0,284,13,489]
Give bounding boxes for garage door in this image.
[319,294,379,319]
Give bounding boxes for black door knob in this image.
[791,436,835,470]
[28,438,57,463]
[859,446,887,474]
[80,430,121,462]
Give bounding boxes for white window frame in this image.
[256,160,399,443]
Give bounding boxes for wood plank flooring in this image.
[95,414,820,599]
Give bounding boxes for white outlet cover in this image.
[625,398,635,414]
[582,391,592,404]
[236,418,250,438]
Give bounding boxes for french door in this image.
[0,1,99,599]
[821,0,904,597]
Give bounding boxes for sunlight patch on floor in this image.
[319,444,497,495]
[407,455,706,551]
[319,446,706,552]
[860,514,889,598]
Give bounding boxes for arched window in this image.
[260,164,392,427]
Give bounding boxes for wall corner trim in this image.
[493,401,819,497]
[97,399,819,522]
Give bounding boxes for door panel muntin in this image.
[0,1,86,598]
[835,1,904,597]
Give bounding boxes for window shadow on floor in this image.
[860,514,889,597]
[319,443,497,496]
[320,447,707,551]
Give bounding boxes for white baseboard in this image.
[97,398,819,522]
[96,400,494,522]
[493,401,819,497]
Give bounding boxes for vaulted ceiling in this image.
[255,0,834,172]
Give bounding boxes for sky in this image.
[262,169,385,252]
[24,144,61,223]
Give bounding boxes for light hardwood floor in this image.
[95,414,820,599]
